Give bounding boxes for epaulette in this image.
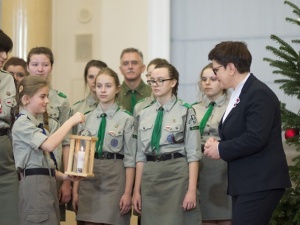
[84,110,92,115]
[123,109,132,116]
[73,99,84,106]
[0,69,11,74]
[58,92,67,98]
[191,101,200,106]
[143,100,156,110]
[136,98,146,104]
[178,99,192,109]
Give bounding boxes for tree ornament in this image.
[284,128,299,140]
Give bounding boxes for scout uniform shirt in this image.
[0,69,18,225]
[0,69,17,130]
[84,103,136,168]
[136,95,201,163]
[192,94,229,145]
[12,110,55,171]
[117,80,152,113]
[133,95,155,132]
[71,93,98,134]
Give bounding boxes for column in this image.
[1,0,52,59]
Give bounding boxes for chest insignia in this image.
[110,139,119,147]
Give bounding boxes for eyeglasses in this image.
[147,78,173,86]
[212,65,222,75]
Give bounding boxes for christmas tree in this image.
[263,1,300,224]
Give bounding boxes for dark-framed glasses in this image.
[147,78,173,86]
[212,65,222,75]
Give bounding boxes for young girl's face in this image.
[95,73,119,105]
[26,86,49,116]
[27,54,52,80]
[6,65,27,85]
[150,67,176,99]
[200,68,223,100]
[86,66,101,93]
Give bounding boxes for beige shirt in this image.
[71,93,98,134]
[136,95,201,162]
[83,103,136,167]
[12,110,55,171]
[0,69,17,129]
[192,94,229,145]
[133,95,155,132]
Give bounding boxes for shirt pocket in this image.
[0,97,16,116]
[26,211,49,223]
[163,123,184,144]
[47,105,60,120]
[106,128,124,152]
[138,122,153,146]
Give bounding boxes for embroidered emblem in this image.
[6,91,11,96]
[190,126,199,131]
[167,134,174,143]
[109,131,116,136]
[165,126,171,131]
[111,139,118,147]
[188,114,197,125]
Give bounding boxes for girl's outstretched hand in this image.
[70,112,86,125]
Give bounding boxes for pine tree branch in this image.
[286,17,300,26]
[270,35,298,58]
[285,0,300,13]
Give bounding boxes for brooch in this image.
[233,98,240,108]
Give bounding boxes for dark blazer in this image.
[219,74,291,196]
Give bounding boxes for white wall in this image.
[171,0,300,113]
[52,0,149,104]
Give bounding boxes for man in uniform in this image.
[118,48,152,113]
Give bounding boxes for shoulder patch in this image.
[190,126,199,131]
[58,92,67,98]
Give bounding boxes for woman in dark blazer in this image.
[203,41,291,225]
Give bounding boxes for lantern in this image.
[65,134,98,177]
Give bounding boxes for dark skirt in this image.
[77,158,130,225]
[199,156,232,220]
[0,135,19,225]
[141,157,201,225]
